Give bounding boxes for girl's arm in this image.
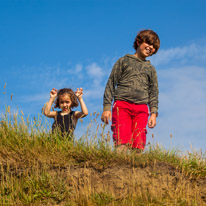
[44,88,58,118]
[74,88,88,120]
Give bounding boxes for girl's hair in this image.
[54,88,79,109]
[133,29,160,54]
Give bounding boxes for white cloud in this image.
[14,62,108,119]
[21,93,49,102]
[75,64,83,72]
[84,86,105,99]
[86,63,104,80]
[67,64,83,74]
[150,65,206,151]
[67,64,84,80]
[144,43,206,151]
[150,43,206,66]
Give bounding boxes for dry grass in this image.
[0,107,205,205]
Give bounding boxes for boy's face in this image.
[136,42,156,60]
[59,94,72,113]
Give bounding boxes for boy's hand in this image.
[148,113,156,128]
[50,88,57,98]
[101,111,112,124]
[75,88,83,99]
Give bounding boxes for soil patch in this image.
[49,161,206,203]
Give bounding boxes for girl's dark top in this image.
[52,111,76,137]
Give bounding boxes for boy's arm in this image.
[103,58,123,111]
[148,67,159,128]
[101,58,123,124]
[148,68,159,116]
[44,88,58,118]
[148,113,157,128]
[74,88,88,120]
[101,111,112,124]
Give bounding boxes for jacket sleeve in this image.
[103,58,123,111]
[148,67,159,115]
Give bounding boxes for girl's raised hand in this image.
[50,88,58,98]
[75,88,83,99]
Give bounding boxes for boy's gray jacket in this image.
[103,54,159,114]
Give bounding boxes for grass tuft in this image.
[0,108,205,205]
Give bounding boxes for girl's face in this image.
[59,94,72,113]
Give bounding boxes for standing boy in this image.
[101,29,160,153]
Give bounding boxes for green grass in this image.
[0,107,205,205]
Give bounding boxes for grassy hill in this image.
[0,109,205,205]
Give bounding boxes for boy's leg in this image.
[111,101,133,148]
[131,104,149,150]
[115,144,129,154]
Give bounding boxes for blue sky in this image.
[1,0,206,152]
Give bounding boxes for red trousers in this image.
[111,100,149,150]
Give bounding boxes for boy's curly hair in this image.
[133,29,160,54]
[54,88,79,109]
